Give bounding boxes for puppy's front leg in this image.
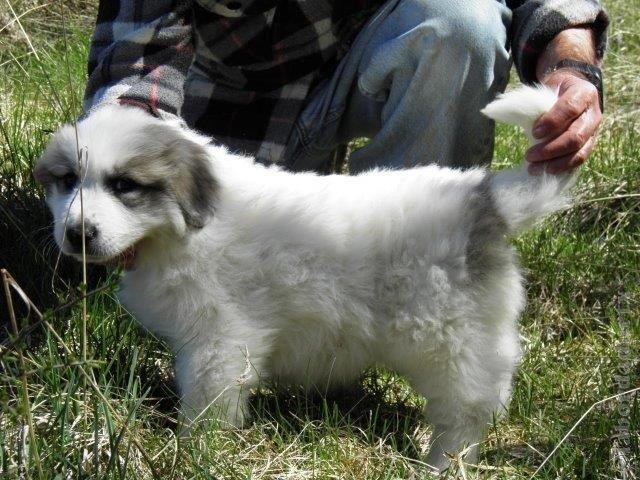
[174,338,256,431]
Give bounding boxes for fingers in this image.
[526,106,601,163]
[532,81,600,139]
[527,135,596,175]
[525,70,603,175]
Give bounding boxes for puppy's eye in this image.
[110,177,141,194]
[58,172,78,191]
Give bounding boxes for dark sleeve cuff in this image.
[510,0,609,84]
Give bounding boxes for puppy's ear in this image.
[139,122,218,229]
[171,141,218,229]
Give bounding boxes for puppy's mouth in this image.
[68,245,138,270]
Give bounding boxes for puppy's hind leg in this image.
[422,398,495,472]
[410,329,520,472]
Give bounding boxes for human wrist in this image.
[535,27,600,81]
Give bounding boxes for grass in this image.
[0,1,638,478]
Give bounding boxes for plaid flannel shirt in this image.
[85,0,608,165]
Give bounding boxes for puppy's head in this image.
[34,105,217,266]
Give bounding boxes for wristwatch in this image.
[544,59,604,113]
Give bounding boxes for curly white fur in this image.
[35,85,570,472]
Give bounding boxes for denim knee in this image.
[409,0,510,75]
[357,0,511,103]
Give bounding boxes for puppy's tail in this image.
[482,85,576,233]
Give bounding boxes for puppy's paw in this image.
[178,398,247,436]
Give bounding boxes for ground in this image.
[0,1,638,478]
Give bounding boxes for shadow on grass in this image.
[148,364,426,458]
[249,370,426,458]
[0,176,108,342]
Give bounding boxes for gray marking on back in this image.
[465,174,513,280]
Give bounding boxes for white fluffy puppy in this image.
[35,85,569,471]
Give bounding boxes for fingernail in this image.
[525,148,540,163]
[533,125,548,138]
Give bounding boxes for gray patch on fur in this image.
[113,185,168,210]
[122,123,218,229]
[115,153,172,186]
[33,127,78,188]
[170,144,218,229]
[465,174,512,280]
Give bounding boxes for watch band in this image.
[544,59,604,113]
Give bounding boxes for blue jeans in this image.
[282,0,512,172]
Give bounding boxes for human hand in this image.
[525,70,602,175]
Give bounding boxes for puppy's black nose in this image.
[66,223,98,251]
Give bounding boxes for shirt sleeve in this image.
[83,0,194,116]
[507,0,609,84]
